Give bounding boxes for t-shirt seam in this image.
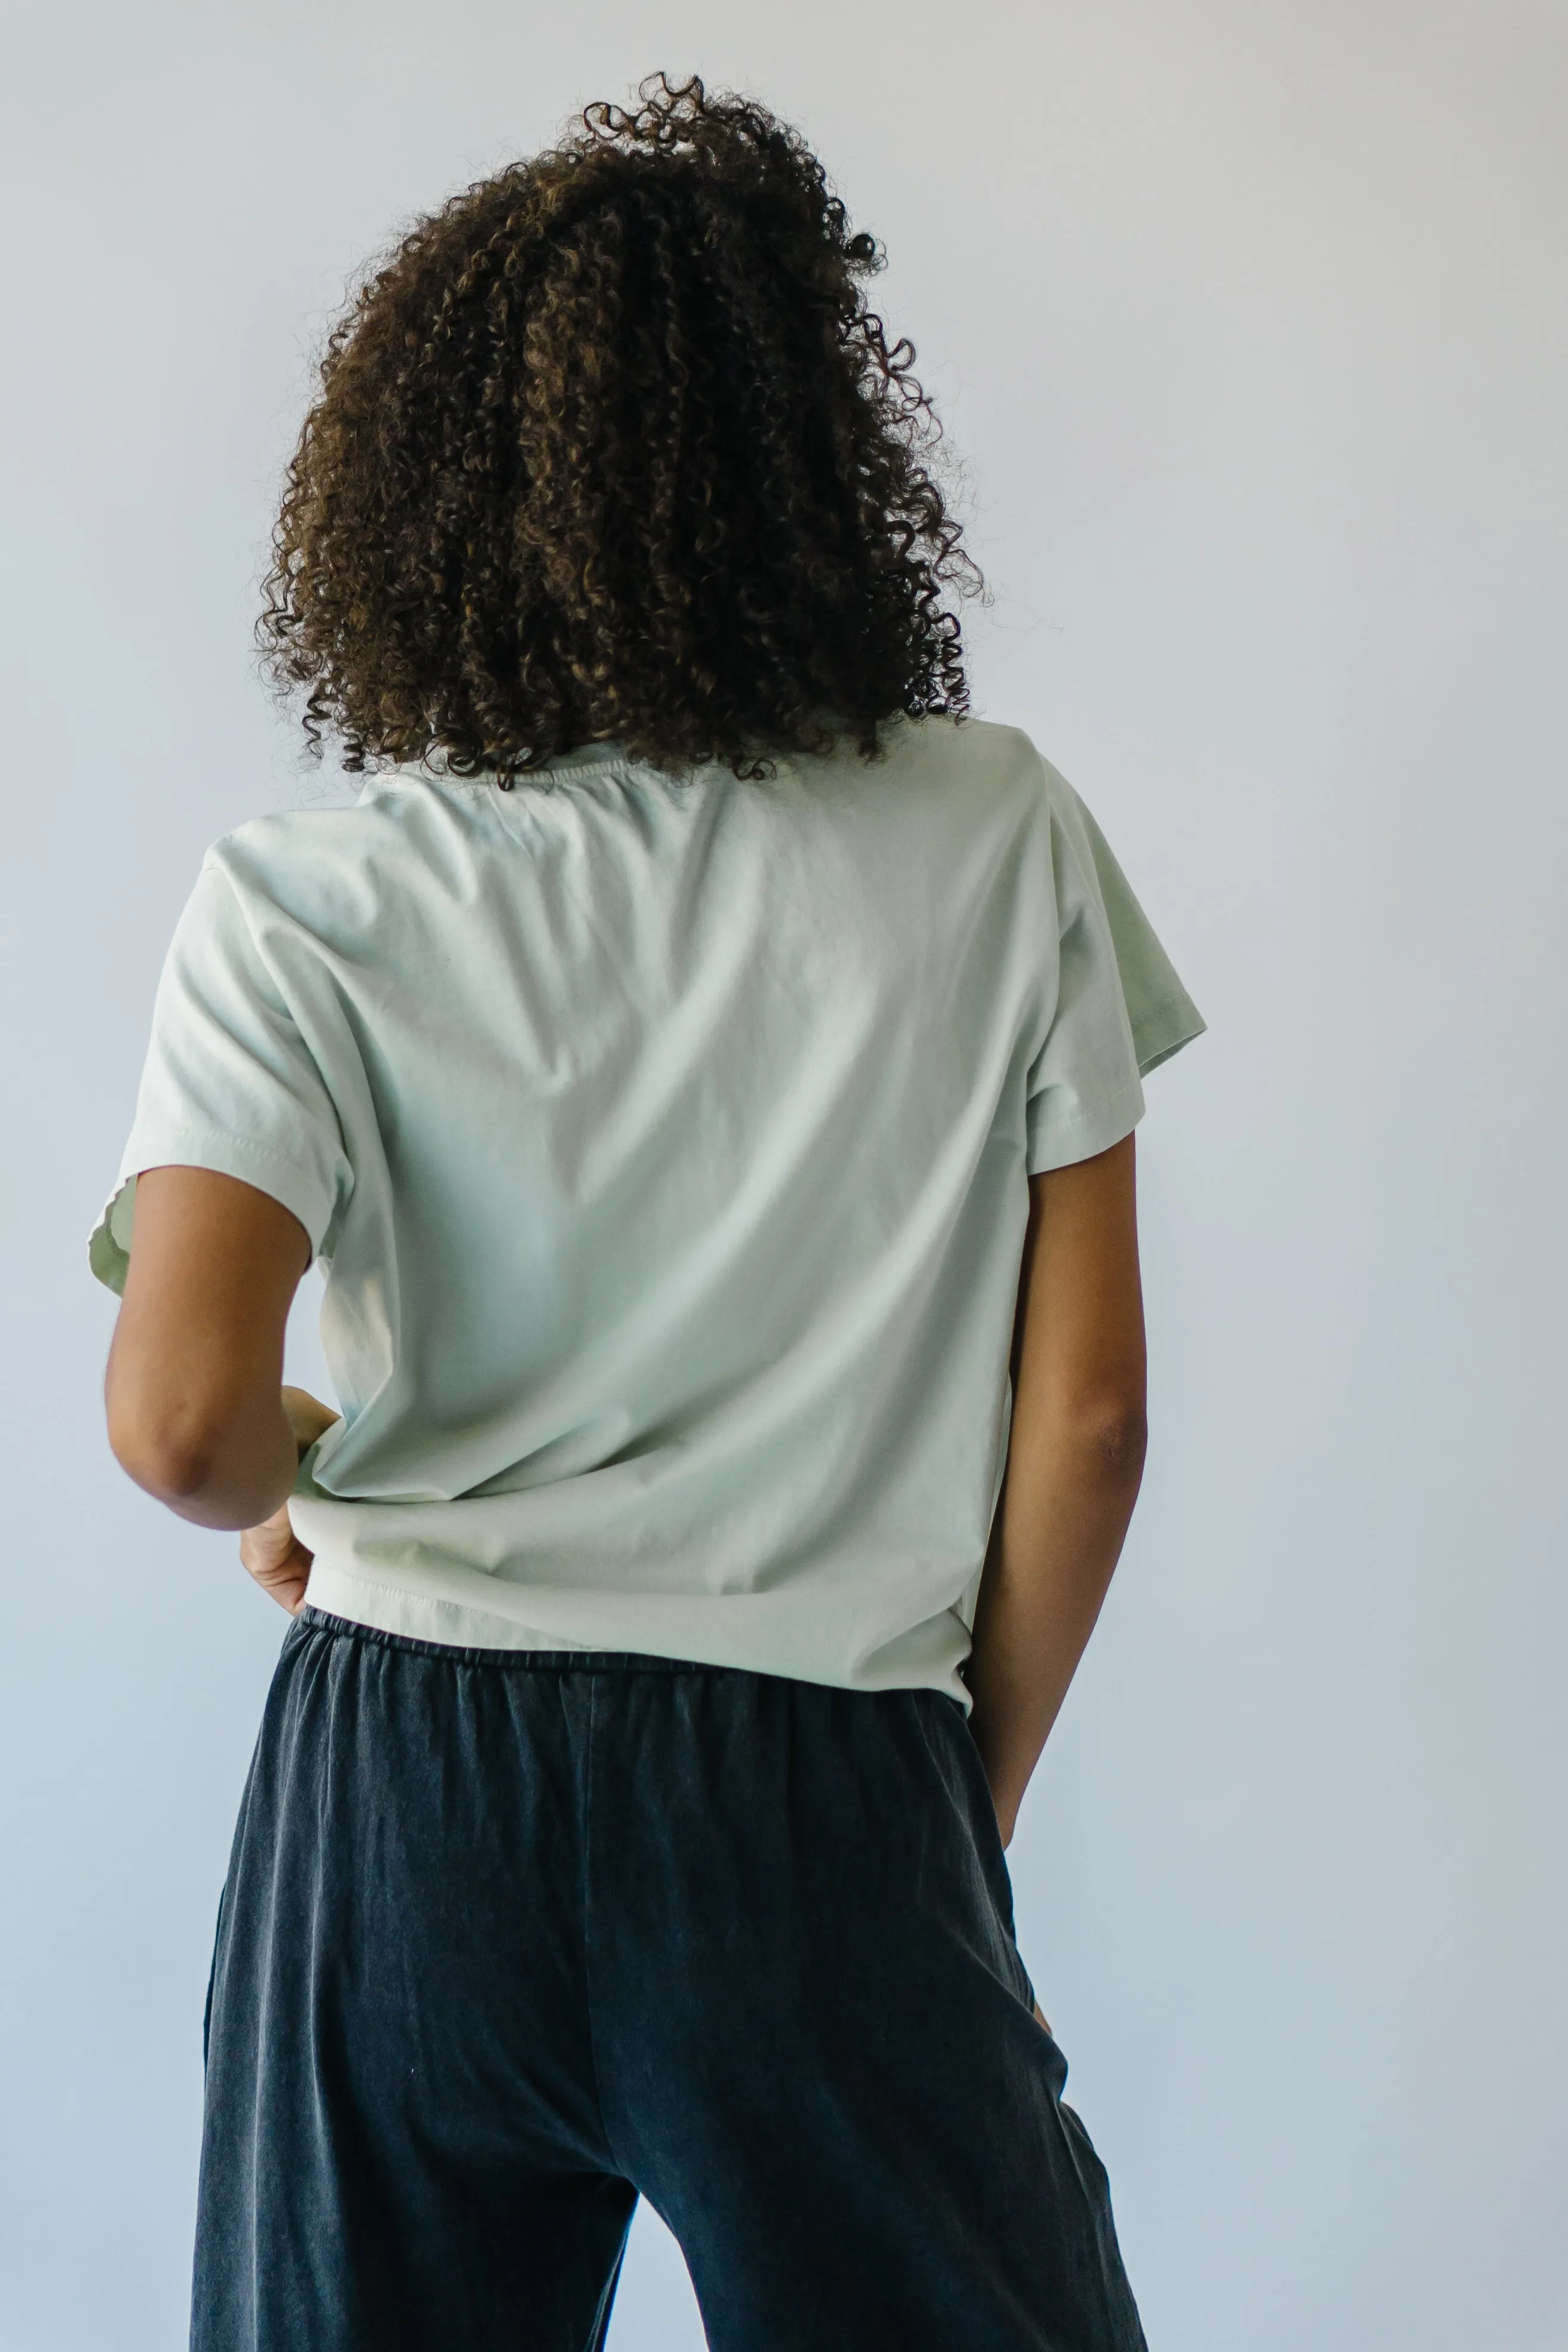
[1130,987,1200,1035]
[1029,1074,1144,1137]
[123,1122,332,1183]
[192,856,357,1150]
[118,1124,342,1243]
[307,1560,430,1605]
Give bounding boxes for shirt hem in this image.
[302,1558,975,1705]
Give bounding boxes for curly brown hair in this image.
[258,74,980,785]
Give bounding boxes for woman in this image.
[94,74,1202,2352]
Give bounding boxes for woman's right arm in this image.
[963,1133,1149,1846]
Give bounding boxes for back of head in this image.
[260,74,979,785]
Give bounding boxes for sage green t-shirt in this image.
[91,716,1203,1700]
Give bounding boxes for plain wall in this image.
[2,2,1564,2345]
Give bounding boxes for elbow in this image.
[108,1411,220,1505]
[1071,1396,1149,1484]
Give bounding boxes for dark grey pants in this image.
[194,1607,1147,2351]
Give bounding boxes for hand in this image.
[239,1497,314,1615]
[238,1387,336,1615]
[281,1385,339,1457]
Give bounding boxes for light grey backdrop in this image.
[2,2,1563,2346]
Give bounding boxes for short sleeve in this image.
[88,857,354,1296]
[1025,765,1206,1174]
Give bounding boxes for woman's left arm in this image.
[104,1165,332,1529]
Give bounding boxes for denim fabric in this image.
[193,1607,1148,2352]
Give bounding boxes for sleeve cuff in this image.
[1130,990,1208,1078]
[88,1175,139,1297]
[87,1128,341,1297]
[1026,1074,1146,1175]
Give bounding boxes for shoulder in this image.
[874,712,1048,785]
[201,776,497,932]
[840,716,1062,838]
[878,727,1135,944]
[918,719,1098,834]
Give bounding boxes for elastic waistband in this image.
[294,1604,737,1676]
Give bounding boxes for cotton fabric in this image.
[194,1606,1149,2352]
[91,716,1202,1696]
